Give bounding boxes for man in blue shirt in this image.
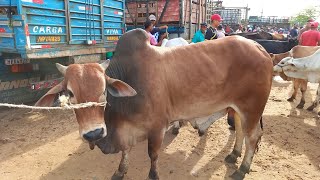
[192,22,207,43]
[289,24,298,39]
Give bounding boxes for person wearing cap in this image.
[297,19,314,41]
[205,14,223,40]
[191,22,207,43]
[299,21,320,46]
[148,14,168,42]
[144,20,165,46]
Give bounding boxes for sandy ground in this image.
[1,79,320,180]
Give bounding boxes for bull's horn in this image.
[100,59,110,71]
[56,63,67,75]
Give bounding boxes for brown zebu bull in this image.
[36,29,273,180]
[271,45,320,109]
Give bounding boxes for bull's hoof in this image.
[225,154,237,164]
[148,170,159,180]
[111,171,125,180]
[287,97,294,102]
[307,106,315,111]
[230,170,245,180]
[296,103,304,109]
[198,129,206,136]
[172,127,180,135]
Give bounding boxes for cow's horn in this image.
[100,59,110,71]
[56,63,67,75]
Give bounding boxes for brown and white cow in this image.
[271,45,320,109]
[36,29,273,180]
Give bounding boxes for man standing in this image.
[235,24,243,33]
[297,19,314,41]
[299,22,320,46]
[205,14,223,40]
[289,24,299,39]
[148,14,168,42]
[191,22,207,43]
[216,25,225,38]
[144,20,165,46]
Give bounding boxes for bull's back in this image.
[180,36,273,82]
[292,46,320,58]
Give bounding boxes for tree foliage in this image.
[290,7,320,27]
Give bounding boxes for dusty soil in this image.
[1,79,320,180]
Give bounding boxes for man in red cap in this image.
[205,14,223,40]
[299,21,320,46]
[297,19,314,41]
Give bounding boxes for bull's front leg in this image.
[148,128,165,180]
[307,84,320,111]
[288,79,299,102]
[111,150,129,180]
[296,80,307,109]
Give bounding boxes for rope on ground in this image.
[0,102,106,110]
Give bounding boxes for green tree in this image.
[290,7,320,27]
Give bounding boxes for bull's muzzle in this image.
[83,128,105,142]
[273,65,283,73]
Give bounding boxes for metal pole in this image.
[189,0,192,40]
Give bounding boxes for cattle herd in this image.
[34,29,319,180]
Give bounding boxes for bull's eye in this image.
[67,90,74,98]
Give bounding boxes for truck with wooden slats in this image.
[125,0,206,40]
[0,0,125,104]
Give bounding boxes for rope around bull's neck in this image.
[0,102,107,110]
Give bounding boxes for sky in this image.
[223,0,320,21]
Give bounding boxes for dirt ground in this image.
[1,78,320,180]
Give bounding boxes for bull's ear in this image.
[106,78,137,97]
[35,81,65,106]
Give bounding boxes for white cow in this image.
[274,49,320,113]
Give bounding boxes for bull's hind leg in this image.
[225,112,244,163]
[307,84,320,111]
[112,150,129,180]
[148,128,165,180]
[230,114,263,180]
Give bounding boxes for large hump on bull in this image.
[114,29,149,56]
